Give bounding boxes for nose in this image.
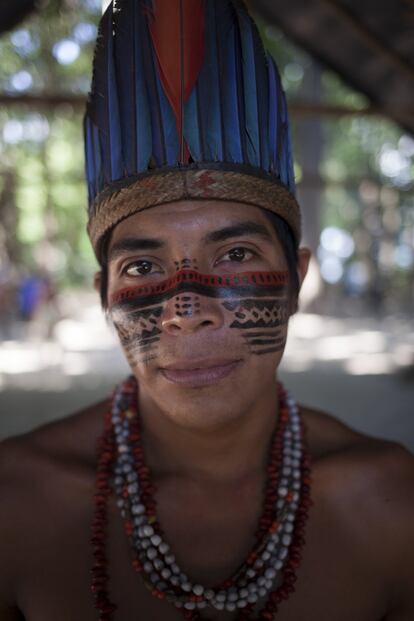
[161,294,224,335]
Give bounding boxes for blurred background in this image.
[0,0,413,448]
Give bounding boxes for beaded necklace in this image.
[91,376,312,620]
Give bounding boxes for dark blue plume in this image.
[279,90,289,187]
[133,3,153,171]
[94,4,122,183]
[113,0,138,175]
[282,91,295,191]
[139,7,166,167]
[194,1,224,161]
[215,1,243,163]
[153,58,179,166]
[84,0,297,208]
[84,116,95,206]
[267,56,279,175]
[236,6,260,167]
[113,1,136,175]
[183,88,202,161]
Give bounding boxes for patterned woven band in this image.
[88,167,301,260]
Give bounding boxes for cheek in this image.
[110,305,164,367]
[221,289,290,357]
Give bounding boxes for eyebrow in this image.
[108,220,274,261]
[203,221,274,245]
[108,237,164,261]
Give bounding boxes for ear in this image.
[93,271,102,293]
[297,247,311,291]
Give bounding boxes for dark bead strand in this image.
[92,377,312,621]
[255,385,289,542]
[257,418,313,621]
[138,384,304,621]
[91,407,117,621]
[127,379,305,621]
[127,381,290,618]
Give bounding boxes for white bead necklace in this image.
[111,380,304,613]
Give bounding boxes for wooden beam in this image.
[0,93,86,109]
[0,93,383,118]
[289,101,378,118]
[320,0,414,82]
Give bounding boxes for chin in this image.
[162,398,245,431]
[135,357,278,430]
[147,375,250,430]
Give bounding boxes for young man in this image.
[1,1,413,620]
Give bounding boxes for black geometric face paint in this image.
[174,257,199,272]
[109,268,290,368]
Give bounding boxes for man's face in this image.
[105,200,306,429]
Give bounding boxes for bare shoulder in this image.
[0,398,109,483]
[302,403,414,501]
[303,404,414,616]
[0,400,109,604]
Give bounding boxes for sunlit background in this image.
[0,0,413,448]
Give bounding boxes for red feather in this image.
[148,0,205,162]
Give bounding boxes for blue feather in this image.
[185,0,263,166]
[195,0,223,162]
[233,20,248,165]
[84,0,295,209]
[140,2,183,166]
[153,58,179,166]
[206,0,226,161]
[88,7,111,185]
[275,64,285,183]
[91,5,122,183]
[105,6,123,181]
[84,116,95,207]
[267,56,279,174]
[141,0,179,167]
[134,3,152,171]
[283,92,296,192]
[184,88,202,161]
[93,120,103,198]
[218,1,243,163]
[236,6,260,167]
[140,7,167,167]
[113,0,137,175]
[279,91,289,187]
[253,34,269,171]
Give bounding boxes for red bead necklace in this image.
[91,378,312,620]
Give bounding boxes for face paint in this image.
[109,268,290,368]
[174,294,201,316]
[174,257,199,272]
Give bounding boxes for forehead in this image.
[109,199,277,247]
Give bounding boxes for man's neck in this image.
[137,380,280,484]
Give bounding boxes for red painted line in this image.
[110,269,289,306]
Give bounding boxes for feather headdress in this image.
[84,0,301,259]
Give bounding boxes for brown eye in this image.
[125,260,153,276]
[221,247,255,263]
[218,246,257,263]
[229,247,247,261]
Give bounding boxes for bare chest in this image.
[17,485,387,621]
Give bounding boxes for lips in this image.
[160,358,242,387]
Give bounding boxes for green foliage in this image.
[0,0,100,284]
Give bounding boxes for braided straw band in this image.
[87,167,301,262]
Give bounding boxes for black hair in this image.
[98,210,299,311]
[261,209,299,307]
